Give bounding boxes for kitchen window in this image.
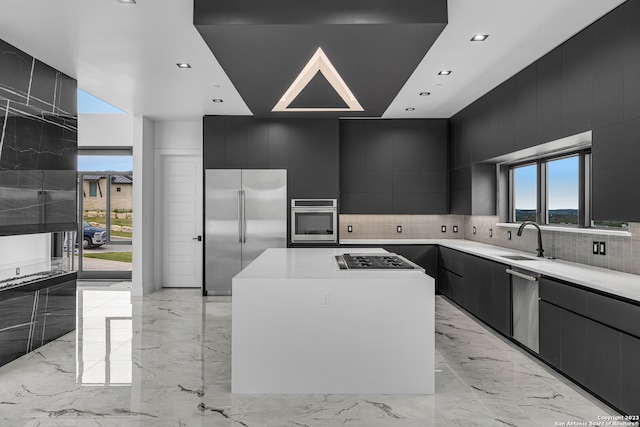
[509,150,625,229]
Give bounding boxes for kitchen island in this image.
[231,247,434,394]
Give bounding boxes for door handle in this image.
[238,190,243,243]
[241,190,247,243]
[192,236,202,241]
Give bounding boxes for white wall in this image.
[78,114,134,147]
[132,116,156,296]
[154,121,202,151]
[0,233,51,282]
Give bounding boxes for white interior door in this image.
[161,154,203,287]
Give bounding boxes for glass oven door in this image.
[291,209,336,242]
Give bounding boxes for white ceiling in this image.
[0,0,626,121]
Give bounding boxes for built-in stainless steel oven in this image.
[290,199,337,243]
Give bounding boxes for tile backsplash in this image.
[340,215,465,240]
[339,214,640,276]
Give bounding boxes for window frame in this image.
[509,149,590,228]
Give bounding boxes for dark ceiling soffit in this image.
[193,0,448,25]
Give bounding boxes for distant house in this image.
[83,175,133,211]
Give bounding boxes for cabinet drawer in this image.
[438,247,464,276]
[587,292,640,339]
[539,277,588,316]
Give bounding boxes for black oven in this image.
[290,199,337,243]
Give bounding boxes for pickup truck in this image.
[83,220,107,248]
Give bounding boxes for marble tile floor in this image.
[0,281,619,426]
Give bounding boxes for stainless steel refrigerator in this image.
[204,169,287,295]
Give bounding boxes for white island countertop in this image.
[235,246,427,280]
[232,247,435,395]
[341,239,640,303]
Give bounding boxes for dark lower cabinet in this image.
[561,307,589,387]
[539,275,640,415]
[621,333,640,415]
[587,319,621,406]
[0,276,76,367]
[438,249,511,337]
[382,245,437,281]
[0,293,36,366]
[490,262,511,337]
[539,300,562,369]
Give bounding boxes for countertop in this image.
[234,247,427,281]
[341,239,640,303]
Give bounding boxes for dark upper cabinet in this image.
[496,77,516,157]
[623,0,640,121]
[515,63,537,150]
[339,119,448,214]
[561,27,593,137]
[592,6,625,129]
[621,333,640,415]
[471,91,498,163]
[536,48,562,144]
[449,164,495,216]
[225,117,249,168]
[339,120,366,170]
[203,116,226,168]
[246,120,271,169]
[203,116,338,200]
[592,117,640,222]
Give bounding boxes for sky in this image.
[77,90,131,171]
[77,89,126,114]
[515,156,579,210]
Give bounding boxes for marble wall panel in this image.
[0,38,77,234]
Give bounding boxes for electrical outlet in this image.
[473,226,476,235]
[347,225,353,233]
[507,231,512,240]
[453,226,458,233]
[16,267,20,276]
[489,228,493,237]
[322,293,330,307]
[599,241,606,255]
[397,225,402,233]
[441,225,446,233]
[592,241,600,254]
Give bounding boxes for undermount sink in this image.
[499,254,539,261]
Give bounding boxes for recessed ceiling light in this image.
[116,0,136,4]
[176,63,191,69]
[438,70,452,76]
[405,108,415,111]
[419,92,431,96]
[471,34,489,42]
[213,99,224,103]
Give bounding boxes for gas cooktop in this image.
[335,253,422,270]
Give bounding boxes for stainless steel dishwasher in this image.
[507,267,540,353]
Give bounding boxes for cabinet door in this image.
[0,293,36,366]
[463,254,488,319]
[561,309,588,387]
[621,333,640,415]
[449,271,464,306]
[561,27,593,137]
[437,267,451,298]
[491,262,512,336]
[384,245,437,280]
[587,319,621,408]
[539,301,562,369]
[41,280,77,346]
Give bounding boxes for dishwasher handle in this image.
[506,268,538,282]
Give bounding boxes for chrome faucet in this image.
[517,221,544,257]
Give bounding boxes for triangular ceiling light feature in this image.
[272,47,363,112]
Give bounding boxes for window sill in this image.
[495,223,631,237]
